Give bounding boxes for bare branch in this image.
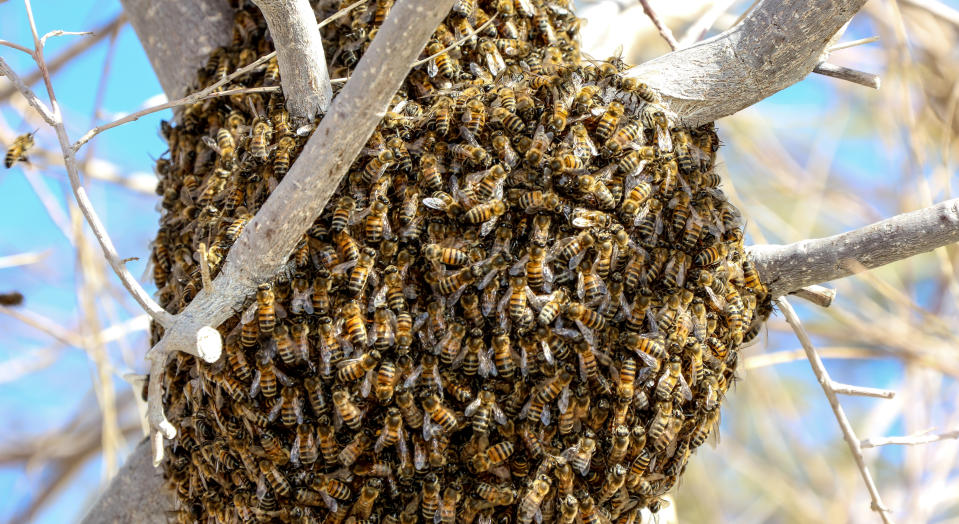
[831,382,896,399]
[118,0,234,99]
[828,35,879,52]
[750,198,959,298]
[79,439,171,524]
[629,0,869,127]
[861,429,959,449]
[776,297,893,523]
[790,284,837,308]
[0,57,55,124]
[252,0,332,118]
[813,62,880,89]
[0,15,126,102]
[638,0,679,50]
[5,7,175,328]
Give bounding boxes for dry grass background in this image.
[0,0,958,522]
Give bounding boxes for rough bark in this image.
[749,198,959,299]
[118,0,233,99]
[252,0,332,118]
[79,439,171,524]
[628,0,869,127]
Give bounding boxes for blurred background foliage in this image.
[0,0,958,522]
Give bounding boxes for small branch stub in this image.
[252,0,333,118]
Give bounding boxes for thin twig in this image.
[0,249,50,269]
[39,30,92,46]
[6,4,174,328]
[252,0,332,118]
[0,15,126,103]
[776,297,893,523]
[0,57,55,124]
[0,39,35,55]
[0,304,85,347]
[861,429,959,449]
[790,284,837,307]
[638,0,679,50]
[813,62,881,89]
[411,14,497,67]
[828,35,880,51]
[831,382,896,399]
[70,2,364,151]
[750,198,959,299]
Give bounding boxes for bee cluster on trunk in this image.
[150,0,771,522]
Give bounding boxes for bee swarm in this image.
[150,0,770,522]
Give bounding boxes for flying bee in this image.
[272,135,296,177]
[426,42,456,79]
[249,117,272,161]
[472,440,514,473]
[605,119,642,155]
[342,300,369,347]
[348,247,376,296]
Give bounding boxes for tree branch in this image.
[776,297,893,523]
[146,0,455,456]
[750,198,959,299]
[629,0,869,127]
[79,439,171,524]
[252,0,332,118]
[117,0,233,99]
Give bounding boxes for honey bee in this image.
[342,299,369,347]
[491,328,516,377]
[332,388,364,430]
[339,431,372,466]
[255,283,276,333]
[594,101,624,143]
[420,473,441,521]
[259,459,291,497]
[395,311,414,353]
[694,243,728,266]
[472,440,514,473]
[303,376,330,418]
[463,98,488,135]
[423,243,470,266]
[351,478,382,519]
[537,288,568,326]
[525,124,552,167]
[490,134,520,169]
[656,356,691,401]
[452,142,491,166]
[396,389,423,430]
[249,117,272,161]
[492,106,525,135]
[465,389,506,437]
[338,349,381,383]
[525,244,549,291]
[605,119,643,155]
[517,475,552,524]
[363,149,394,185]
[315,417,339,465]
[373,407,404,453]
[426,42,456,79]
[423,393,459,434]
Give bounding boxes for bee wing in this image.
[423,195,452,210]
[459,126,481,148]
[465,397,483,416]
[480,215,500,237]
[276,367,294,387]
[677,371,693,400]
[492,404,506,425]
[540,339,554,365]
[633,349,660,370]
[540,406,551,426]
[481,347,496,377]
[361,369,374,398]
[557,386,571,413]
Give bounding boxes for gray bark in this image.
[118,0,233,99]
[252,0,332,118]
[629,0,869,127]
[80,439,171,524]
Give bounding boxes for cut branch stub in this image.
[252,0,332,118]
[629,0,869,126]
